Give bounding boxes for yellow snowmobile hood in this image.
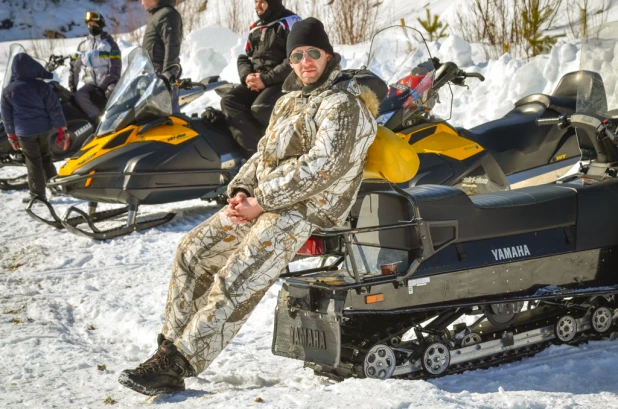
[58,116,198,177]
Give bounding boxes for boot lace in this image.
[136,351,171,374]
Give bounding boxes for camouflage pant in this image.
[161,206,314,374]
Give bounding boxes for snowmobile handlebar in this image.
[46,54,70,72]
[175,78,207,91]
[536,115,570,128]
[461,71,485,81]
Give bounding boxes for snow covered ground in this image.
[3,8,618,409]
[3,189,618,409]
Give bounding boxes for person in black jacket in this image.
[1,54,68,202]
[220,0,301,155]
[141,0,183,113]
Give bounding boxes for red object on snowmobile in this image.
[297,236,324,256]
[386,73,434,112]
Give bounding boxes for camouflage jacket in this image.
[227,55,379,229]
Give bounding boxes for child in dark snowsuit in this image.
[1,53,68,202]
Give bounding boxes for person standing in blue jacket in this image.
[1,54,68,203]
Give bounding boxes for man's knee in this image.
[221,87,254,113]
[174,233,196,272]
[250,103,274,126]
[220,94,243,114]
[18,138,42,159]
[74,88,90,104]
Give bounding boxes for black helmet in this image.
[85,11,106,28]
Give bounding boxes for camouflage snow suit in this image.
[162,55,379,374]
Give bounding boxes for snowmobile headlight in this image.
[376,111,395,125]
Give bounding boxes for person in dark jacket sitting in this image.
[141,0,183,113]
[69,11,121,123]
[220,0,301,155]
[1,54,68,203]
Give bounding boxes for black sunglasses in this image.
[290,48,322,64]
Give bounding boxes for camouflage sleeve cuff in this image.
[253,188,274,212]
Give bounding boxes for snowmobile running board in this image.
[0,174,28,190]
[60,205,176,240]
[25,196,130,230]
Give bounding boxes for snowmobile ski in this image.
[0,174,28,190]
[25,196,130,230]
[60,204,175,240]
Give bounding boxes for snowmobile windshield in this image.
[577,23,618,116]
[97,47,172,136]
[367,25,453,124]
[2,44,27,94]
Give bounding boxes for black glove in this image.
[159,71,175,93]
[201,107,225,124]
[162,71,176,84]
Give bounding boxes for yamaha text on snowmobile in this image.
[271,24,618,381]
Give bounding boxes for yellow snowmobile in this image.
[361,25,582,193]
[27,47,243,239]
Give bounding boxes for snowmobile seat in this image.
[513,94,575,115]
[354,184,576,251]
[459,96,563,156]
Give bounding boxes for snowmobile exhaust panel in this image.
[272,286,342,366]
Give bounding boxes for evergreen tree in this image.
[417,7,449,41]
[521,0,559,57]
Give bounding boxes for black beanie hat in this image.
[286,17,334,57]
[258,0,283,23]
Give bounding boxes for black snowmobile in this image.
[271,26,618,381]
[26,47,243,239]
[0,44,104,190]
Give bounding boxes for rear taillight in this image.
[297,236,324,256]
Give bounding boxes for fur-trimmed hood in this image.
[283,53,381,118]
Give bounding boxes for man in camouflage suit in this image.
[119,17,379,396]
